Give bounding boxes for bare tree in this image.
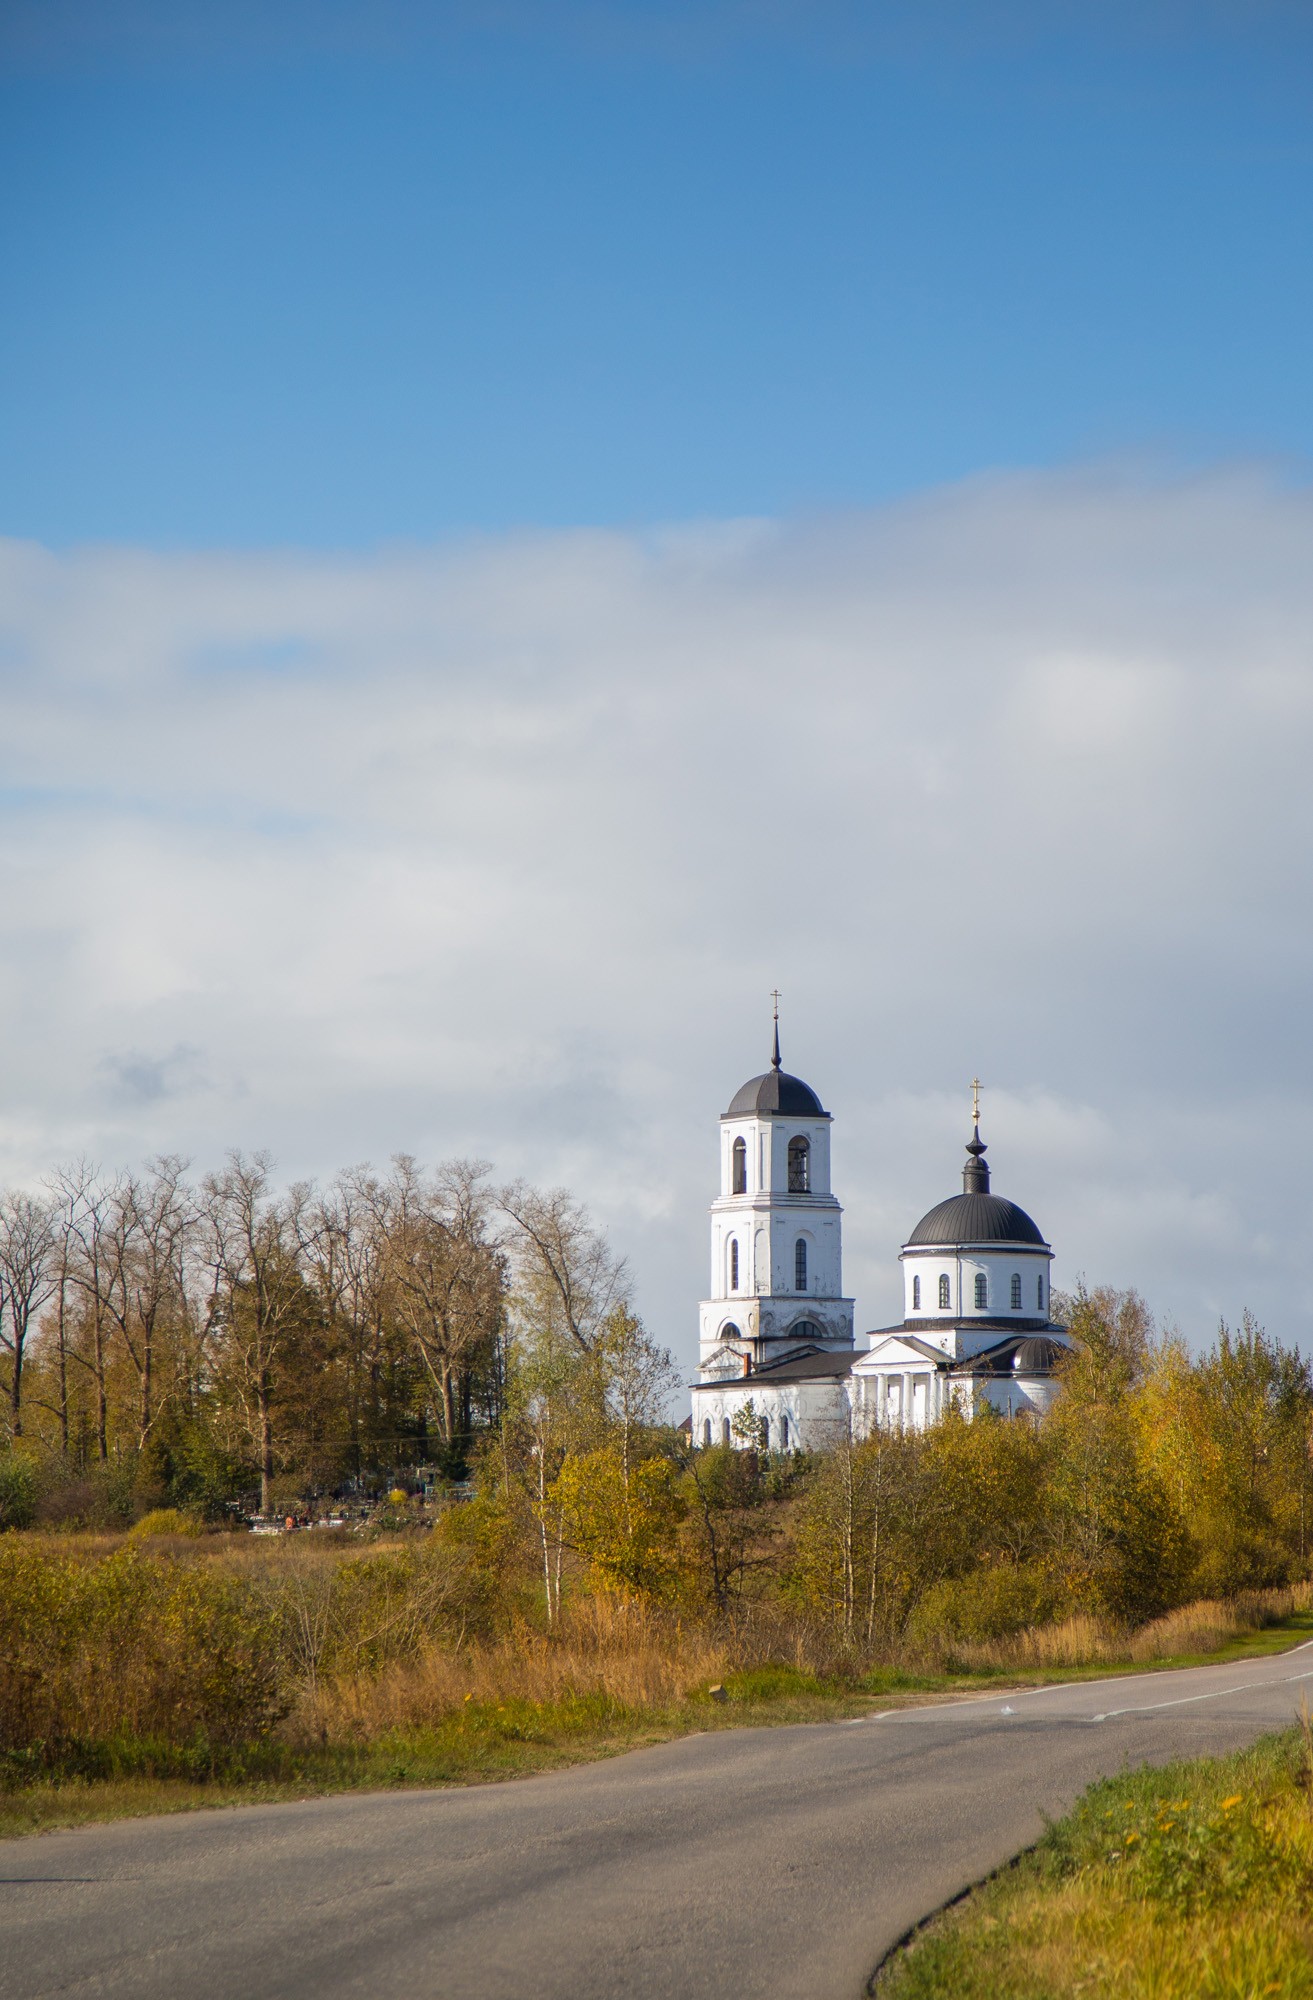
[98,1159,196,1448]
[0,1190,57,1439]
[199,1153,317,1515]
[49,1163,116,1461]
[312,1167,391,1474]
[499,1182,628,1354]
[380,1157,503,1451]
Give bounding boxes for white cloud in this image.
[2,461,1312,1368]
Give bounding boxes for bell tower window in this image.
[787,1136,810,1192]
[729,1239,739,1290]
[731,1136,747,1195]
[794,1238,807,1291]
[938,1274,951,1310]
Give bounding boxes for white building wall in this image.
[901,1245,1053,1328]
[701,1103,854,1371]
[691,1375,851,1455]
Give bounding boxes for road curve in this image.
[5,1644,1313,2000]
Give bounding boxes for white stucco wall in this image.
[691,1374,852,1454]
[701,1103,854,1371]
[900,1244,1053,1329]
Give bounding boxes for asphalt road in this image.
[5,1643,1313,2000]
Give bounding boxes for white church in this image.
[690,1025,1072,1451]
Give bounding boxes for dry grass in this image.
[938,1582,1313,1675]
[302,1595,732,1739]
[4,1526,1312,1850]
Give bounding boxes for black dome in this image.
[725,1069,827,1119]
[906,1192,1046,1247]
[1012,1336,1067,1373]
[905,1122,1047,1246]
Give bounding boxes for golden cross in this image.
[770,988,781,1023]
[971,1076,982,1124]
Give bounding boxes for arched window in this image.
[794,1237,807,1290]
[780,1414,790,1449]
[787,1136,810,1192]
[721,1418,731,1446]
[729,1239,739,1290]
[912,1274,922,1310]
[974,1272,988,1309]
[731,1136,747,1195]
[761,1417,771,1451]
[1037,1273,1045,1311]
[938,1273,951,1310]
[702,1418,712,1447]
[721,1322,741,1342]
[1010,1273,1022,1311]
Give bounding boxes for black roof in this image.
[724,1018,827,1118]
[906,1192,1047,1247]
[905,1122,1047,1247]
[725,1068,827,1119]
[748,1345,854,1381]
[949,1333,1071,1377]
[860,1329,1071,1376]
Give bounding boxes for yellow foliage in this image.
[127,1508,202,1540]
[550,1446,688,1601]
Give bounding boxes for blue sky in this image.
[3,4,1313,1364]
[3,2,1313,545]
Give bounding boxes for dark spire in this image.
[771,988,781,1070]
[962,1122,990,1195]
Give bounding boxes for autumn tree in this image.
[199,1154,319,1515]
[375,1157,505,1466]
[0,1190,56,1439]
[499,1182,628,1355]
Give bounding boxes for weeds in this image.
[876,1731,1313,1999]
[2,1535,1311,1844]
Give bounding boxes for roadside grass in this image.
[3,1567,1311,1846]
[873,1722,1313,2000]
[5,1612,1313,1844]
[0,1671,944,1840]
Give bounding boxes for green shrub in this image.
[0,1452,38,1531]
[908,1561,1061,1646]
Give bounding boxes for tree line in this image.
[3,1157,1312,1640]
[0,1153,668,1526]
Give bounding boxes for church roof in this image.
[906,1193,1046,1246]
[905,1123,1047,1247]
[748,1345,854,1380]
[724,1018,828,1119]
[948,1333,1071,1377]
[725,1069,827,1119]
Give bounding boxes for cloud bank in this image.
[2,463,1311,1367]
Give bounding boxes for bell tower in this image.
[698,1005,855,1382]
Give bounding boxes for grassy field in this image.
[0,1663,959,1841]
[874,1719,1313,2000]
[4,1599,1312,1845]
